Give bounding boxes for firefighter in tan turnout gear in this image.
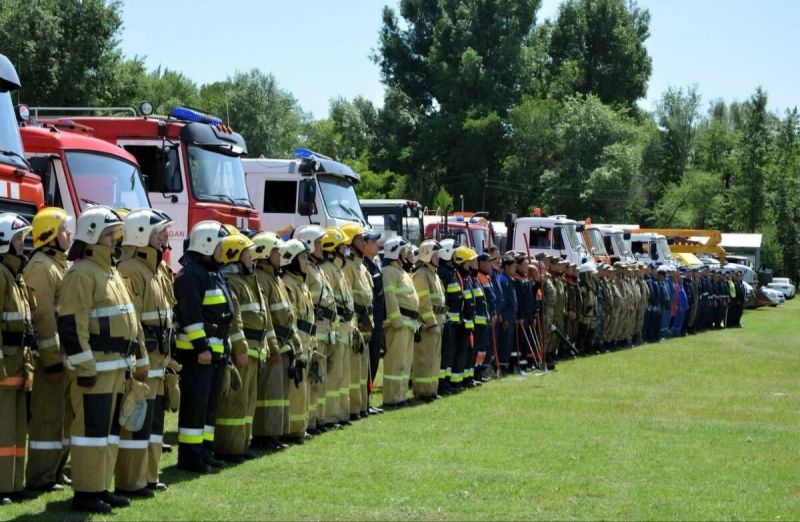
[340,223,373,421]
[293,225,337,433]
[23,208,71,494]
[251,232,298,451]
[215,232,266,462]
[57,206,143,514]
[280,239,316,442]
[0,214,34,506]
[381,236,419,408]
[114,208,175,498]
[319,228,355,425]
[411,240,446,401]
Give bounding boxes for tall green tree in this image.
[655,85,701,185]
[200,69,309,158]
[732,88,771,232]
[769,109,800,278]
[511,95,645,222]
[537,0,652,108]
[135,67,200,114]
[374,0,540,213]
[0,0,128,106]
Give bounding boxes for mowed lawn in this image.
[8,300,800,521]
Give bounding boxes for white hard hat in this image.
[187,220,228,256]
[122,208,170,247]
[0,213,31,254]
[438,238,456,261]
[293,225,326,250]
[280,238,310,266]
[74,206,123,245]
[383,236,409,260]
[417,239,441,264]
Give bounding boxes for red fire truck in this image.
[0,54,45,235]
[33,104,259,266]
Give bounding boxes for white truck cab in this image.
[627,231,676,266]
[243,148,367,235]
[360,199,424,245]
[510,214,594,265]
[593,224,636,263]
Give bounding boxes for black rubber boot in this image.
[71,492,112,514]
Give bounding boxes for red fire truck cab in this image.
[20,122,150,220]
[34,105,260,268]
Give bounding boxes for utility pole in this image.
[481,167,488,211]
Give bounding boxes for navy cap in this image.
[363,230,381,241]
[477,253,497,262]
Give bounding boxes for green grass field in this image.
[7,300,800,521]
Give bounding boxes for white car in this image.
[767,277,796,299]
[758,287,784,307]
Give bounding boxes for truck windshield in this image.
[318,174,365,224]
[0,92,26,169]
[656,237,674,260]
[187,145,251,206]
[564,223,586,253]
[611,231,632,259]
[587,228,608,255]
[65,152,150,211]
[471,228,488,254]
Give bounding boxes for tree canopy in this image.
[0,0,797,278]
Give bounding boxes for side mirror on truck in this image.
[297,178,317,216]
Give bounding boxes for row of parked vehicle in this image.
[0,52,793,298]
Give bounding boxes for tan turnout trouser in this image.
[69,365,125,493]
[253,354,289,438]
[412,326,441,398]
[26,357,68,489]
[382,325,413,405]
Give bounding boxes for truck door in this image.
[121,141,189,261]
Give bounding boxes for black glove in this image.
[414,327,422,343]
[310,359,322,383]
[24,327,37,350]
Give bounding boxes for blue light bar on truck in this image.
[170,106,223,125]
[293,148,332,161]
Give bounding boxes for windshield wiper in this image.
[80,198,100,207]
[0,149,31,169]
[335,201,365,224]
[209,193,236,205]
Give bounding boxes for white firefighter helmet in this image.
[0,213,32,254]
[438,238,457,261]
[293,225,326,250]
[187,220,228,256]
[251,231,283,260]
[122,208,170,247]
[417,239,442,264]
[280,238,310,266]
[74,206,123,246]
[383,236,409,261]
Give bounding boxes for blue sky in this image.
[120,0,800,119]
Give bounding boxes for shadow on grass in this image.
[7,497,85,522]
